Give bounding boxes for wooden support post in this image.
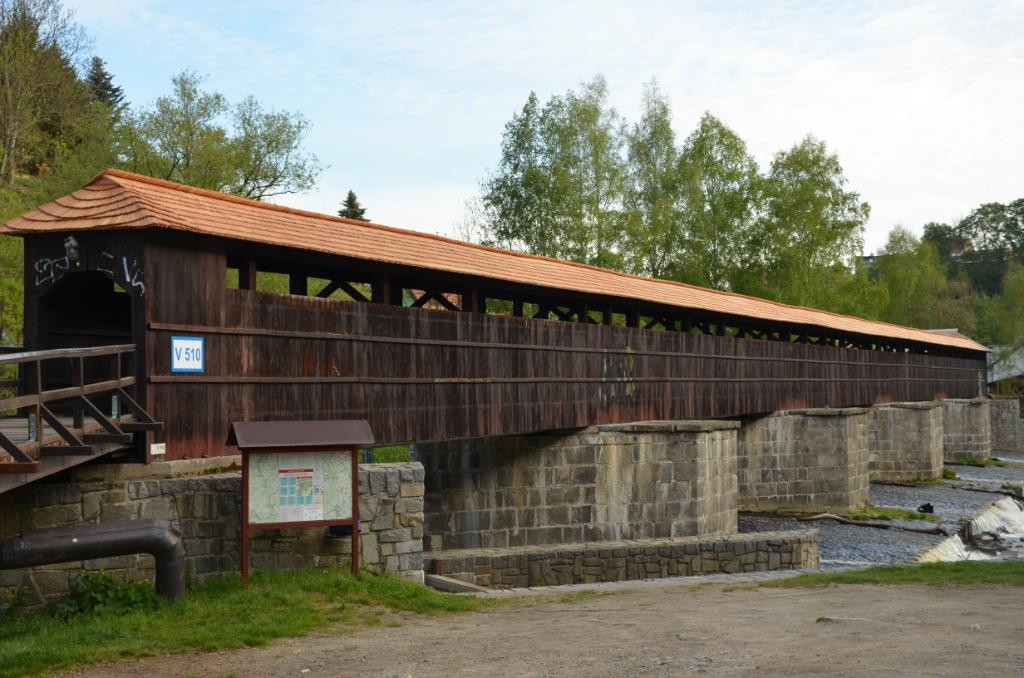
[463,288,486,314]
[512,299,524,317]
[602,305,613,326]
[238,258,257,290]
[71,357,84,429]
[372,275,390,304]
[288,272,307,296]
[626,308,639,328]
[372,276,403,306]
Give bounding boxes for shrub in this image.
[54,571,158,619]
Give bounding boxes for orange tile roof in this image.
[2,169,988,353]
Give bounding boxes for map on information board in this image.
[247,450,353,524]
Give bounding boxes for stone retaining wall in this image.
[942,398,992,462]
[737,408,870,513]
[425,530,819,588]
[990,397,1024,452]
[0,461,424,606]
[419,421,739,552]
[868,402,944,482]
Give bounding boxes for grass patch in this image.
[952,457,1007,468]
[761,561,1024,588]
[943,467,959,480]
[368,445,412,463]
[848,505,941,523]
[0,567,489,678]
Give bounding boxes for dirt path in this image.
[71,583,1024,677]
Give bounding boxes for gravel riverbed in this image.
[739,479,1024,567]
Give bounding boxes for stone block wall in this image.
[990,397,1024,452]
[419,420,739,552]
[942,398,992,462]
[425,530,819,588]
[0,460,424,607]
[868,402,944,482]
[737,408,870,513]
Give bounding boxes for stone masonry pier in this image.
[868,402,944,482]
[990,397,1024,453]
[424,530,819,588]
[419,420,739,552]
[942,398,992,462]
[737,408,870,513]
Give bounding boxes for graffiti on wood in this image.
[33,237,145,295]
[97,251,145,295]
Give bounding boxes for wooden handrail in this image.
[0,344,136,366]
[0,344,146,474]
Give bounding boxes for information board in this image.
[246,450,353,525]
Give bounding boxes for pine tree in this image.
[338,190,368,221]
[85,56,124,109]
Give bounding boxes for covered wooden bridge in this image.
[0,169,988,489]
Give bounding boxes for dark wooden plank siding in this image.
[145,290,985,460]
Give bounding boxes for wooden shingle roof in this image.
[1,169,987,353]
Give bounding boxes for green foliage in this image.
[116,71,323,200]
[338,189,368,220]
[480,76,626,268]
[760,560,1024,588]
[672,113,761,290]
[623,82,679,278]
[873,227,978,333]
[942,468,959,480]
[54,570,158,619]
[0,0,89,184]
[957,200,1024,260]
[950,457,1007,468]
[749,136,871,311]
[369,445,411,463]
[979,261,1024,347]
[0,567,488,678]
[479,77,872,317]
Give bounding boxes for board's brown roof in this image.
[1,168,987,353]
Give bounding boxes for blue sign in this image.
[171,336,205,373]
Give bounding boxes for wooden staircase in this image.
[0,345,162,494]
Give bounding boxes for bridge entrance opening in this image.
[38,271,132,351]
[36,271,134,395]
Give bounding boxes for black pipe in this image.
[0,519,186,601]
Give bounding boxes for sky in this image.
[67,0,1023,254]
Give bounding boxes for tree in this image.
[950,199,1024,296]
[623,82,679,278]
[749,136,870,309]
[85,55,123,109]
[922,221,963,264]
[338,190,368,220]
[479,92,552,254]
[874,226,977,334]
[546,76,626,269]
[116,71,322,199]
[480,77,626,267]
[979,261,1024,348]
[672,113,760,290]
[0,0,88,184]
[957,201,1024,258]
